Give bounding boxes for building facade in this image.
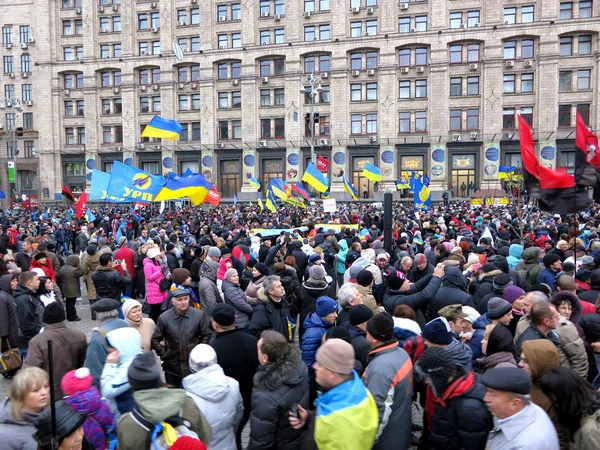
[1,0,599,202]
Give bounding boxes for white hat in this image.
[146,247,161,259]
[189,344,217,374]
[31,268,45,277]
[461,306,481,324]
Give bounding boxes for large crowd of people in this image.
[0,200,600,449]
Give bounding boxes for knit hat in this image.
[118,236,127,247]
[172,268,190,285]
[324,326,352,343]
[146,247,161,259]
[543,253,561,268]
[356,270,374,287]
[221,247,232,256]
[316,296,338,317]
[503,285,526,304]
[415,347,458,398]
[309,253,322,263]
[61,368,92,397]
[254,262,269,276]
[387,270,406,290]
[315,338,355,375]
[98,238,107,246]
[492,273,513,291]
[42,302,65,324]
[188,344,218,374]
[487,297,513,320]
[348,265,362,282]
[349,304,374,326]
[481,263,497,273]
[210,303,236,327]
[122,299,142,321]
[309,264,326,280]
[169,437,207,450]
[128,352,163,391]
[422,317,453,345]
[366,312,395,342]
[580,255,595,266]
[207,247,221,258]
[34,252,47,261]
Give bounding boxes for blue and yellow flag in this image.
[154,173,213,206]
[362,163,381,182]
[90,170,127,202]
[106,162,166,203]
[320,189,330,200]
[85,208,96,223]
[302,162,330,193]
[342,176,358,200]
[265,186,277,212]
[413,176,431,211]
[395,179,410,190]
[249,177,261,190]
[498,165,516,180]
[271,178,290,200]
[141,116,183,140]
[233,193,238,206]
[257,192,264,211]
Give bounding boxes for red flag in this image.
[62,185,75,202]
[518,115,574,189]
[576,112,600,168]
[74,192,87,218]
[317,155,330,172]
[205,187,221,206]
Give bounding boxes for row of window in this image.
[6,141,35,159]
[1,26,31,45]
[2,55,32,73]
[2,84,33,102]
[3,112,33,129]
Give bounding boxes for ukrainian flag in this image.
[396,179,410,190]
[362,163,381,182]
[498,165,516,180]
[141,116,183,140]
[154,173,213,206]
[342,176,358,200]
[249,177,261,190]
[271,178,290,200]
[265,186,277,212]
[257,192,264,211]
[320,189,330,200]
[302,162,330,193]
[413,176,431,211]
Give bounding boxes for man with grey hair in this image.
[83,298,130,386]
[395,255,413,276]
[336,284,364,325]
[514,291,548,342]
[249,275,295,341]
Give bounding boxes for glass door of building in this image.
[450,154,476,197]
[352,156,375,199]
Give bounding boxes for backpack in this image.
[131,407,199,450]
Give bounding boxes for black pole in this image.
[47,340,58,450]
[383,191,393,255]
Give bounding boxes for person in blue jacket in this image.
[538,253,562,292]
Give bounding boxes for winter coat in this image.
[429,267,474,320]
[222,279,253,329]
[573,408,600,450]
[383,275,443,328]
[538,268,559,291]
[13,284,43,349]
[30,258,56,282]
[0,398,40,450]
[198,259,221,310]
[151,306,211,379]
[291,246,309,281]
[117,389,212,450]
[249,288,295,342]
[340,321,372,371]
[15,251,32,272]
[64,386,116,450]
[486,403,559,450]
[335,240,349,274]
[298,278,332,329]
[516,247,543,290]
[425,370,493,450]
[248,349,309,450]
[84,318,130,387]
[446,338,473,371]
[301,312,334,380]
[355,283,379,315]
[363,343,413,450]
[92,266,132,301]
[0,274,18,348]
[81,248,101,300]
[580,313,600,344]
[507,244,523,269]
[143,257,167,305]
[125,315,155,352]
[245,275,265,306]
[471,270,502,307]
[23,323,87,398]
[475,352,517,373]
[408,263,435,283]
[75,232,89,253]
[165,251,179,274]
[274,267,301,299]
[470,313,492,364]
[59,255,84,298]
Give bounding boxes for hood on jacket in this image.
[521,247,540,265]
[253,348,307,391]
[302,278,329,294]
[200,259,219,282]
[182,364,231,403]
[133,389,192,423]
[392,317,422,336]
[590,269,600,289]
[442,266,467,290]
[445,339,473,368]
[550,291,582,325]
[303,311,333,330]
[0,274,14,294]
[340,321,366,340]
[106,327,142,363]
[492,255,510,274]
[338,239,348,251]
[66,255,80,268]
[477,269,503,283]
[0,398,36,425]
[509,244,523,259]
[522,339,559,381]
[65,386,104,414]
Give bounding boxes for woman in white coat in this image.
[182,344,243,450]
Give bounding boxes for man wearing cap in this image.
[363,312,413,450]
[438,304,470,340]
[14,270,42,359]
[151,288,211,387]
[298,264,333,336]
[538,253,562,292]
[340,304,374,371]
[423,316,473,370]
[23,302,87,398]
[197,248,221,310]
[289,339,379,449]
[408,253,434,283]
[471,297,514,363]
[481,367,559,450]
[84,298,130,386]
[210,303,259,450]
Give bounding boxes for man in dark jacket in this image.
[92,253,132,303]
[151,289,211,387]
[408,253,434,283]
[471,265,503,307]
[537,253,562,292]
[298,264,332,336]
[578,268,600,304]
[0,274,19,358]
[165,243,179,274]
[477,272,513,314]
[289,240,308,281]
[363,312,413,450]
[249,275,295,341]
[415,347,493,450]
[15,237,34,272]
[429,266,474,321]
[340,304,373,371]
[13,271,42,358]
[210,304,259,450]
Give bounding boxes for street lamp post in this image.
[0,96,23,204]
[299,73,323,165]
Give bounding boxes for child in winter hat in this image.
[61,368,116,450]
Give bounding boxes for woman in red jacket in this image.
[30,253,56,282]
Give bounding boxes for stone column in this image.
[482,142,501,188]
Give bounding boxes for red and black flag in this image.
[574,112,600,187]
[62,185,75,202]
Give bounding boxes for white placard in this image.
[323,198,337,212]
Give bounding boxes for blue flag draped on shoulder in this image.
[413,175,431,211]
[141,116,183,140]
[154,173,213,206]
[302,162,330,193]
[342,176,358,200]
[106,162,166,203]
[90,170,128,202]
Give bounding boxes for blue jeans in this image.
[19,349,27,363]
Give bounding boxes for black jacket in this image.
[429,267,474,321]
[211,328,259,411]
[470,270,502,307]
[165,251,179,274]
[91,266,132,301]
[297,279,332,335]
[580,314,600,343]
[383,275,442,329]
[248,349,309,450]
[151,307,211,378]
[0,274,18,349]
[290,245,308,281]
[429,372,493,450]
[249,289,295,342]
[407,263,435,283]
[578,288,600,305]
[13,284,43,349]
[340,321,372,370]
[15,251,32,272]
[515,322,561,358]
